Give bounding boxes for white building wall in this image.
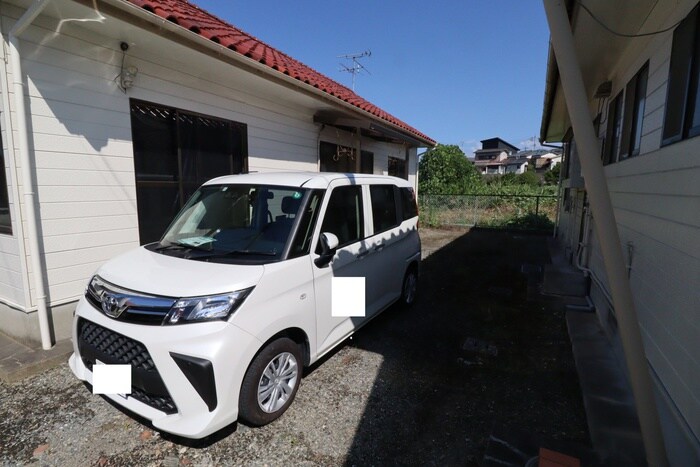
[576,4,700,460]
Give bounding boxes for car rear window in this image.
[400,187,418,220]
[370,185,399,233]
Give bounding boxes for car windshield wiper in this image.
[216,249,278,257]
[154,241,212,252]
[154,242,186,252]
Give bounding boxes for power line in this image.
[577,1,683,38]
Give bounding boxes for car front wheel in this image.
[238,337,302,426]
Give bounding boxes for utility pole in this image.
[338,50,371,91]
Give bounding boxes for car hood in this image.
[96,247,264,298]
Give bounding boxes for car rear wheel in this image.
[239,337,302,426]
[400,266,418,307]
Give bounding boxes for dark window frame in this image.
[130,99,248,244]
[662,5,700,146]
[620,62,649,159]
[0,133,11,235]
[388,156,407,179]
[604,91,624,164]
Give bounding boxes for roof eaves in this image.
[117,0,435,146]
[539,0,576,144]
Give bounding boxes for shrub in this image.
[517,171,541,186]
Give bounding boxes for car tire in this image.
[238,337,302,426]
[400,266,418,307]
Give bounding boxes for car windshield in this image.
[158,184,308,261]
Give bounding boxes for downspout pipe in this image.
[9,0,53,350]
[543,2,668,466]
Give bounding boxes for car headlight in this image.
[164,288,254,324]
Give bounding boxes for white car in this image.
[69,172,420,438]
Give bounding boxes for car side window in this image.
[318,185,364,248]
[369,185,398,233]
[400,187,418,220]
[288,190,324,258]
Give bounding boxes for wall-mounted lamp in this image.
[120,66,138,91]
[117,42,138,93]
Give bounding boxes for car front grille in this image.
[84,280,175,326]
[79,318,155,371]
[130,387,178,414]
[77,318,177,415]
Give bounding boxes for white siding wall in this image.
[0,9,28,310]
[580,4,700,454]
[0,135,23,307]
[0,2,418,315]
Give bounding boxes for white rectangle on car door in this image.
[331,277,365,317]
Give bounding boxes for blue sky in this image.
[194,1,550,155]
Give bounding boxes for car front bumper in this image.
[69,296,262,439]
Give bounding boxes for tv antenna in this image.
[338,50,371,91]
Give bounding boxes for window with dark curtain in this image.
[360,150,374,174]
[663,5,700,145]
[320,142,390,176]
[0,128,11,235]
[604,91,623,164]
[620,63,649,159]
[319,141,358,172]
[388,156,407,179]
[130,100,247,245]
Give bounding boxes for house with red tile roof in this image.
[0,0,434,346]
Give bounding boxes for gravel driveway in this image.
[0,228,588,466]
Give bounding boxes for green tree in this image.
[517,170,540,186]
[544,163,561,185]
[418,144,482,194]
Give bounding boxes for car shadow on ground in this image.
[341,228,589,465]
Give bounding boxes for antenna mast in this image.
[338,50,371,91]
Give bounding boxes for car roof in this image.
[204,172,412,189]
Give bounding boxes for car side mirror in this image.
[314,232,339,267]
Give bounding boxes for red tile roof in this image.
[125,0,435,145]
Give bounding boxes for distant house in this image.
[524,150,562,173]
[473,137,526,174]
[0,0,434,347]
[540,1,700,464]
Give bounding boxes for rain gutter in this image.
[9,0,53,350]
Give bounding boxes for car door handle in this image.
[356,250,369,259]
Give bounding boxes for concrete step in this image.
[566,311,645,466]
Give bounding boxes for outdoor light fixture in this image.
[116,41,138,92]
[120,66,138,91]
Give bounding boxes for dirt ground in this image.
[0,227,589,466]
